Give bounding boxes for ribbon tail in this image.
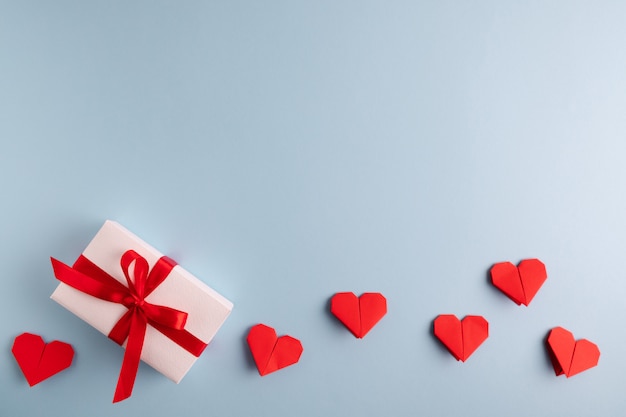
[113,311,147,403]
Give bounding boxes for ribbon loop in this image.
[121,250,149,297]
[52,250,207,403]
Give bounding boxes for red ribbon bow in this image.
[51,250,207,403]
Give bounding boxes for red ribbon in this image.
[51,250,208,403]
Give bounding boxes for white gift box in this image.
[50,220,233,383]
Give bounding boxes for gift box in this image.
[50,220,233,402]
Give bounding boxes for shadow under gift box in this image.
[50,220,233,384]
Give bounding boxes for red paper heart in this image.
[12,333,74,386]
[433,315,489,362]
[546,327,600,377]
[490,258,547,306]
[247,324,303,376]
[330,292,387,338]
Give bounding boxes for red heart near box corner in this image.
[247,324,303,376]
[12,333,74,386]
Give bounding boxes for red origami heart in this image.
[546,327,600,377]
[330,292,387,338]
[490,258,547,306]
[433,315,489,362]
[12,332,74,386]
[247,324,303,376]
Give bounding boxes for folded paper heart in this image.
[433,315,488,362]
[330,292,387,338]
[490,258,547,306]
[247,324,303,376]
[12,333,74,386]
[546,327,600,377]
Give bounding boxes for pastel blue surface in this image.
[1,1,626,415]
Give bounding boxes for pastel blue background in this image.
[1,1,626,415]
